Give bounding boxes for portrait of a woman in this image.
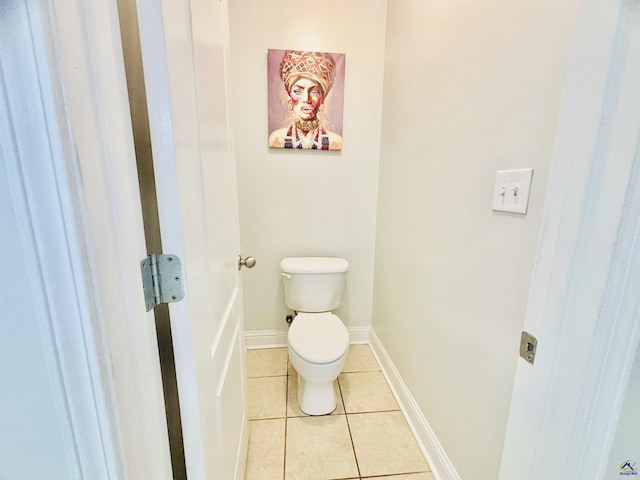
[268,49,345,151]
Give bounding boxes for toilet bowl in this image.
[288,312,350,415]
[280,256,350,416]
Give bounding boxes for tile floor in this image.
[245,344,435,480]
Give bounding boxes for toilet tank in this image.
[280,257,349,312]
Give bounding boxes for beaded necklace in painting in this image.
[284,124,330,150]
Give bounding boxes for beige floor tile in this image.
[287,374,345,417]
[339,371,399,413]
[247,348,288,377]
[342,343,380,372]
[285,415,359,480]
[362,473,435,480]
[244,419,285,480]
[247,376,287,420]
[349,411,429,477]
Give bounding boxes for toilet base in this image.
[297,373,337,416]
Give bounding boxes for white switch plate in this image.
[492,168,534,214]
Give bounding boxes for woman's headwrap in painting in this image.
[279,50,336,97]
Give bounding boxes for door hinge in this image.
[140,254,185,312]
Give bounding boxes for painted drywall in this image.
[228,0,387,332]
[373,2,578,480]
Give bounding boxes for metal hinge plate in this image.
[141,254,184,312]
[520,331,538,365]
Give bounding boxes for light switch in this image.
[492,168,534,214]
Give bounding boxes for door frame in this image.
[499,1,640,478]
[44,0,174,478]
[1,2,126,477]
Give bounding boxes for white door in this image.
[136,1,249,479]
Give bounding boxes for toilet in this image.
[281,257,350,415]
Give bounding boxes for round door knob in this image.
[238,255,256,270]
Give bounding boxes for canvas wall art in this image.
[267,49,345,151]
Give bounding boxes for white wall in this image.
[373,2,578,480]
[228,0,387,333]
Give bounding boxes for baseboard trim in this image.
[245,326,371,349]
[369,329,461,480]
[245,330,288,349]
[347,326,371,344]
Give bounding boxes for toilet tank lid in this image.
[280,257,349,274]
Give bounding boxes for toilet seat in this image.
[288,312,349,365]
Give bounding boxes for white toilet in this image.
[281,257,350,415]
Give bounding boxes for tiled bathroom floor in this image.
[245,344,435,480]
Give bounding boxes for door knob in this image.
[238,255,256,270]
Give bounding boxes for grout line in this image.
[344,409,402,416]
[360,472,431,478]
[248,416,288,421]
[247,373,290,379]
[283,355,289,480]
[338,376,362,479]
